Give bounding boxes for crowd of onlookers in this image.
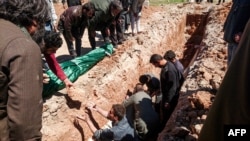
[1,0,250,141]
[54,0,145,57]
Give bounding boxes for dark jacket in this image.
[160,61,180,105]
[88,0,116,31]
[0,19,43,141]
[59,5,88,41]
[223,0,250,43]
[62,0,81,7]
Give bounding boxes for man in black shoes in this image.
[58,2,95,57]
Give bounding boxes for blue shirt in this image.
[93,117,135,141]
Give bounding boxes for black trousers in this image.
[109,11,129,46]
[160,93,179,131]
[58,20,84,56]
[88,27,110,50]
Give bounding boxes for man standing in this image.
[109,0,132,46]
[88,0,123,49]
[164,50,184,74]
[75,103,136,140]
[150,54,181,131]
[223,0,250,66]
[45,0,58,31]
[0,0,49,140]
[58,2,95,57]
[129,0,145,36]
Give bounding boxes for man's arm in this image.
[76,115,98,133]
[122,95,135,107]
[44,53,74,90]
[87,102,109,118]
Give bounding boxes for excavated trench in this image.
[182,13,209,77]
[42,4,214,141]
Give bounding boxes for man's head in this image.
[33,29,63,54]
[82,2,95,19]
[149,54,166,68]
[0,0,49,35]
[164,50,176,61]
[139,74,150,84]
[133,83,144,94]
[110,0,123,17]
[108,104,125,122]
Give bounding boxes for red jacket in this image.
[44,53,67,81]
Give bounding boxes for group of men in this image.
[57,0,145,57]
[4,0,250,141]
[0,0,186,140]
[73,50,184,141]
[0,0,147,140]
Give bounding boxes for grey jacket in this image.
[123,91,159,138]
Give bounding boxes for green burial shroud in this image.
[42,43,114,98]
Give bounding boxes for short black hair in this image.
[44,31,63,49]
[32,29,63,50]
[0,0,49,28]
[164,50,176,61]
[149,54,163,64]
[83,2,95,12]
[139,74,150,84]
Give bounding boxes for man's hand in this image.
[164,102,170,110]
[43,73,50,84]
[105,28,110,36]
[76,114,88,122]
[64,78,74,91]
[234,32,242,43]
[86,102,97,111]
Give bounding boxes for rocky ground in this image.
[42,1,231,141]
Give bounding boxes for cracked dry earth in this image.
[42,2,231,141]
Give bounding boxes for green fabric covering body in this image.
[42,43,114,97]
